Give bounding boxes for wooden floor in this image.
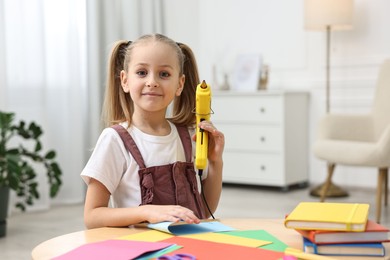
[1,184,389,260]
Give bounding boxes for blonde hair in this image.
[102,34,200,128]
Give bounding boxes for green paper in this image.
[222,230,288,252]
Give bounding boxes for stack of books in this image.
[284,202,390,257]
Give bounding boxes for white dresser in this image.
[211,90,309,190]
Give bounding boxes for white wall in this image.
[165,0,390,188]
[162,0,200,56]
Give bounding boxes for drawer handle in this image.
[259,107,266,113]
[260,165,266,171]
[260,136,266,142]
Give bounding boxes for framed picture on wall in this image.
[231,54,262,91]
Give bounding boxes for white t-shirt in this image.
[81,121,202,208]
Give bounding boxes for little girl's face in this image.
[121,41,185,114]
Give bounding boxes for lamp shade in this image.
[304,0,353,31]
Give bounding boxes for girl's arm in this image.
[83,178,200,229]
[196,121,225,217]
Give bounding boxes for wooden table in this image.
[32,219,390,260]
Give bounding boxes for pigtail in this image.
[170,43,199,126]
[102,40,133,127]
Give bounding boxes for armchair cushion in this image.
[314,126,390,167]
[317,114,374,142]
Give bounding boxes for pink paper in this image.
[52,239,173,260]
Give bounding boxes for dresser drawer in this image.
[213,91,309,188]
[218,124,282,152]
[222,152,284,186]
[212,95,283,123]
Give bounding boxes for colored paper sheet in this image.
[147,220,235,235]
[224,229,289,252]
[160,236,284,259]
[119,230,173,242]
[136,244,182,260]
[52,239,174,260]
[183,232,271,247]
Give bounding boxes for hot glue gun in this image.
[195,80,212,172]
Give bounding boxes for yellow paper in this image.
[183,232,271,247]
[118,230,173,242]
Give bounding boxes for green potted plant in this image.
[0,111,62,237]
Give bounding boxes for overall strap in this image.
[111,125,146,168]
[176,125,193,163]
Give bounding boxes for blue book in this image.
[303,237,385,257]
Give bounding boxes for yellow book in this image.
[284,202,369,232]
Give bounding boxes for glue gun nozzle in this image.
[201,80,207,89]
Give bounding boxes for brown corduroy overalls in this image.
[112,124,206,219]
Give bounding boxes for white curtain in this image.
[0,0,87,213]
[0,0,165,213]
[85,0,165,154]
[0,0,164,213]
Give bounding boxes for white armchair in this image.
[313,58,390,223]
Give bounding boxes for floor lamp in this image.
[304,0,353,197]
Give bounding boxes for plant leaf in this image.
[15,202,26,211]
[45,150,56,159]
[35,141,42,152]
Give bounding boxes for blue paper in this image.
[147,220,235,235]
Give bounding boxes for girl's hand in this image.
[140,205,201,224]
[193,121,225,163]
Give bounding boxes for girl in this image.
[81,34,225,229]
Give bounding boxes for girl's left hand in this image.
[193,121,225,163]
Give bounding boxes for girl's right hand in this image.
[139,205,201,224]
